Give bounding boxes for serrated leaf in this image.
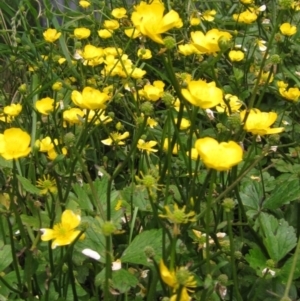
[0,245,13,271]
[121,229,166,266]
[112,269,138,293]
[259,213,297,262]
[279,254,300,283]
[245,247,267,275]
[263,179,300,210]
[72,184,93,211]
[240,181,263,217]
[17,175,41,195]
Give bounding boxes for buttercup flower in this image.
[240,109,284,135]
[139,81,165,101]
[71,87,110,110]
[3,103,22,116]
[131,0,183,44]
[74,27,91,39]
[174,118,191,130]
[63,108,85,126]
[163,138,179,155]
[216,94,242,114]
[233,8,258,24]
[36,97,57,115]
[43,28,61,43]
[190,17,201,26]
[36,175,57,195]
[195,137,243,171]
[279,86,300,102]
[0,128,31,160]
[160,260,197,301]
[280,23,297,36]
[200,9,217,22]
[103,20,119,30]
[111,7,127,19]
[137,139,158,154]
[181,79,223,109]
[98,29,112,39]
[191,29,232,54]
[159,204,196,224]
[41,210,84,249]
[228,50,244,62]
[79,0,90,8]
[38,136,55,152]
[101,131,130,145]
[137,48,152,60]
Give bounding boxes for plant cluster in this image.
[1,0,300,300]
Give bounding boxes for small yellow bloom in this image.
[137,139,158,154]
[163,138,179,155]
[178,44,198,56]
[139,81,165,101]
[233,8,258,24]
[43,28,61,43]
[131,0,183,44]
[74,27,91,39]
[39,137,55,152]
[111,7,127,19]
[279,86,300,102]
[0,128,31,160]
[63,108,85,126]
[98,29,113,39]
[160,204,196,224]
[228,50,244,62]
[79,0,90,8]
[280,23,297,36]
[240,109,285,135]
[240,0,253,3]
[52,82,63,91]
[186,148,200,161]
[103,20,119,30]
[36,97,57,115]
[147,117,158,128]
[216,94,242,115]
[41,210,83,249]
[182,79,223,109]
[174,118,191,130]
[190,17,201,26]
[201,9,217,22]
[82,44,104,60]
[137,48,152,59]
[195,137,243,171]
[3,103,22,116]
[71,87,110,110]
[101,131,130,146]
[124,28,141,39]
[36,175,57,195]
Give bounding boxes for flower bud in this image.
[18,83,27,94]
[222,198,235,212]
[144,246,155,258]
[163,36,176,49]
[101,221,116,236]
[217,274,228,285]
[140,101,154,115]
[63,132,76,147]
[278,0,293,9]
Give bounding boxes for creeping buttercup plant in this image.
[1,0,300,300]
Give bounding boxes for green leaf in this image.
[279,253,300,283]
[0,244,12,271]
[245,247,267,275]
[259,213,297,262]
[121,229,166,266]
[17,175,41,195]
[112,269,139,293]
[263,178,300,210]
[72,183,93,211]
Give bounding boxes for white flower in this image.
[205,109,214,120]
[270,146,278,152]
[262,268,276,277]
[82,248,101,260]
[112,259,122,270]
[258,5,266,12]
[257,40,267,52]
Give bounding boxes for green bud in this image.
[163,36,176,49]
[217,274,228,285]
[222,198,235,212]
[63,132,76,147]
[101,221,116,236]
[144,246,155,258]
[18,83,27,94]
[161,92,175,107]
[75,41,82,49]
[218,36,231,51]
[140,101,154,115]
[278,0,293,9]
[175,268,191,286]
[269,54,281,64]
[234,251,242,260]
[266,259,275,268]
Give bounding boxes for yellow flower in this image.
[160,260,196,301]
[52,82,63,91]
[191,29,232,54]
[39,137,55,152]
[240,109,285,135]
[84,109,112,125]
[279,86,300,102]
[79,0,90,8]
[103,20,120,30]
[258,71,273,85]
[137,139,158,154]
[98,29,113,39]
[137,48,152,59]
[186,148,200,161]
[216,94,242,115]
[131,0,183,44]
[163,138,179,155]
[63,108,85,126]
[240,0,253,3]
[124,28,141,39]
[201,10,217,22]
[82,44,104,60]
[47,147,67,161]
[233,8,258,24]
[74,27,91,39]
[147,117,158,128]
[111,7,127,19]
[174,118,191,130]
[181,79,223,109]
[3,103,22,116]
[36,175,57,195]
[41,210,83,249]
[0,128,31,160]
[71,87,110,110]
[178,44,198,56]
[228,50,244,62]
[36,97,57,115]
[43,28,61,43]
[159,204,196,224]
[101,131,130,146]
[195,137,243,171]
[190,17,201,26]
[139,81,165,101]
[277,81,289,89]
[280,23,297,36]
